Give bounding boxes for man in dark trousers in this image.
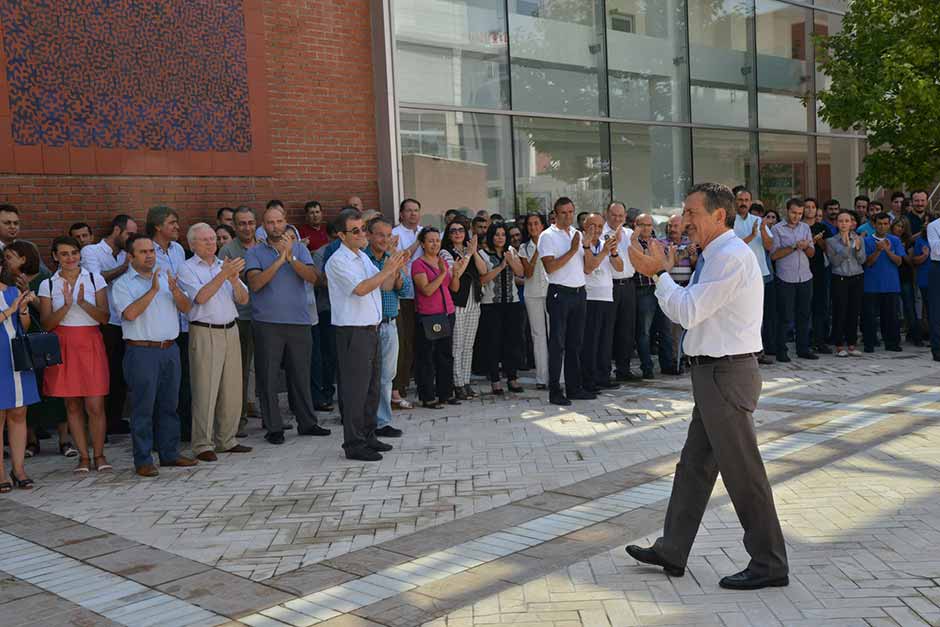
[625,183,789,591]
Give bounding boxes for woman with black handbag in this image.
[0,277,39,492]
[38,237,111,474]
[411,228,459,409]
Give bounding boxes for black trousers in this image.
[761,278,777,356]
[100,323,127,432]
[612,279,637,376]
[830,274,863,347]
[811,268,830,347]
[335,326,380,450]
[775,279,812,357]
[863,292,901,350]
[654,357,788,578]
[176,332,191,439]
[414,313,455,402]
[479,302,524,383]
[252,321,318,434]
[582,300,615,389]
[546,284,586,393]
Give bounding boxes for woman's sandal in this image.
[24,442,39,458]
[508,381,524,393]
[94,456,113,473]
[60,442,79,458]
[421,401,444,410]
[74,457,91,474]
[392,398,414,410]
[0,480,11,494]
[10,472,33,490]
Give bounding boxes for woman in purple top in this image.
[412,228,458,409]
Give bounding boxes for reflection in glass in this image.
[513,117,611,215]
[394,0,510,109]
[756,0,812,131]
[509,0,608,116]
[814,10,843,132]
[606,0,690,122]
[688,0,754,126]
[611,124,692,219]
[692,128,756,191]
[759,133,810,212]
[400,110,514,225]
[816,136,864,205]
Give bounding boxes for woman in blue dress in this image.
[0,281,40,492]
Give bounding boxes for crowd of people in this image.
[0,186,937,487]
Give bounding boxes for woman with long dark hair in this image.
[518,213,550,389]
[477,223,525,394]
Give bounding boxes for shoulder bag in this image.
[11,281,62,371]
[419,260,453,341]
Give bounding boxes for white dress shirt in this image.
[325,244,382,326]
[393,224,423,299]
[733,213,771,277]
[37,269,107,327]
[655,230,764,358]
[601,223,635,279]
[584,241,614,302]
[177,256,244,325]
[927,217,940,261]
[536,225,586,288]
[80,239,127,325]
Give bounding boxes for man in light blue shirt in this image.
[770,198,817,362]
[112,234,198,478]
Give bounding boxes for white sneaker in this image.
[836,350,849,358]
[847,348,862,356]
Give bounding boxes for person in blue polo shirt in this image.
[862,212,905,352]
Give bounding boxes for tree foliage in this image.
[817,0,940,189]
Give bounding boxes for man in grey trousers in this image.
[626,183,789,591]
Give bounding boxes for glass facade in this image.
[393,0,865,226]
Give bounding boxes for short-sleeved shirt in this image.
[479,251,519,305]
[298,224,330,252]
[913,236,930,288]
[412,257,455,315]
[311,246,332,314]
[176,256,244,325]
[857,222,876,237]
[37,269,107,327]
[393,224,423,299]
[771,221,814,284]
[536,225,585,288]
[733,213,771,277]
[365,247,410,319]
[219,238,257,321]
[154,240,189,332]
[863,234,905,294]
[326,244,383,326]
[908,211,927,237]
[81,239,128,326]
[111,268,181,341]
[519,240,549,299]
[809,222,832,277]
[584,241,614,302]
[659,237,695,285]
[244,241,315,325]
[601,223,635,279]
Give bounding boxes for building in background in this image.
[383,0,865,225]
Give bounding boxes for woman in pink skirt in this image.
[38,236,111,473]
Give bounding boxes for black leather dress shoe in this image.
[625,545,684,577]
[797,352,819,360]
[615,371,642,382]
[718,568,789,590]
[366,439,393,452]
[549,390,571,406]
[297,425,331,436]
[568,390,597,400]
[345,447,382,462]
[264,431,285,445]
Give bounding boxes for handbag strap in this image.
[421,257,449,313]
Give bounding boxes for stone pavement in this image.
[1,347,939,625]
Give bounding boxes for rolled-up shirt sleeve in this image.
[326,256,361,296]
[655,257,745,331]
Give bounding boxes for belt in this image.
[126,339,176,349]
[687,352,758,366]
[612,278,632,285]
[549,284,585,295]
[190,320,236,330]
[381,316,397,324]
[636,283,656,291]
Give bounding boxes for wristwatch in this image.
[651,269,667,283]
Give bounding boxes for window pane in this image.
[814,0,849,11]
[509,0,607,116]
[606,0,690,122]
[513,117,610,215]
[395,0,510,109]
[611,124,691,220]
[816,136,864,206]
[759,133,809,212]
[814,10,843,133]
[756,0,812,131]
[400,110,514,226]
[692,128,756,191]
[689,0,754,126]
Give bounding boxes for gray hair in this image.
[689,183,735,228]
[233,206,255,219]
[186,222,216,247]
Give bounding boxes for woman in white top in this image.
[518,213,550,389]
[38,236,111,473]
[478,223,525,394]
[580,214,623,391]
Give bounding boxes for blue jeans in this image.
[310,311,336,405]
[900,281,920,341]
[636,286,673,373]
[377,321,399,428]
[124,344,182,468]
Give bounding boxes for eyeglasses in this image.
[448,227,465,234]
[342,227,364,235]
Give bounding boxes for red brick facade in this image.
[0,0,379,253]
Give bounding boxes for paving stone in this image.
[264,563,358,596]
[156,569,293,618]
[0,574,42,605]
[87,545,212,587]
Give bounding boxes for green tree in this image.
[816,0,940,189]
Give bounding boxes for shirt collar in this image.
[190,255,219,267]
[365,247,389,262]
[52,268,89,280]
[701,230,735,261]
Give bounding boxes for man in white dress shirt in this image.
[602,202,639,381]
[625,183,789,591]
[392,198,423,404]
[327,209,408,462]
[927,215,940,361]
[177,224,252,462]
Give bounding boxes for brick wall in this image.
[0,0,379,253]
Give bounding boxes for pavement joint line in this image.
[0,531,226,627]
[238,388,940,626]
